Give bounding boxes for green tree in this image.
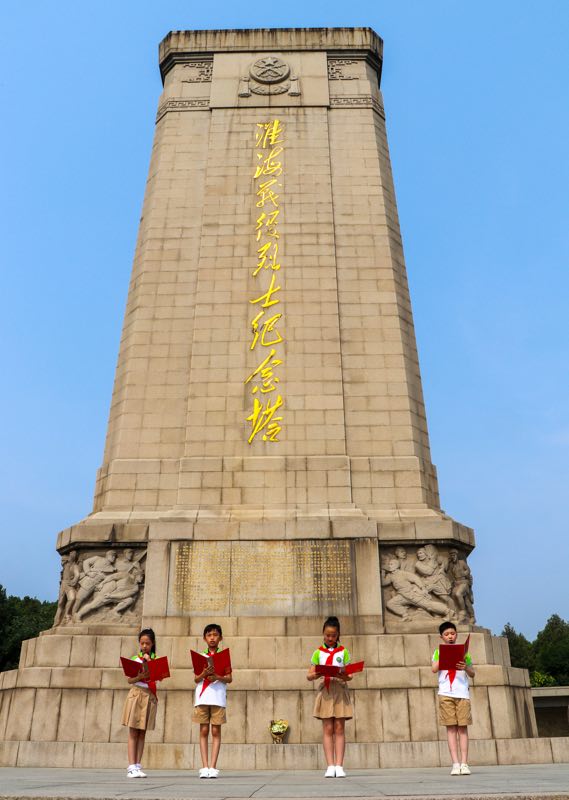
[0,585,56,671]
[533,614,569,686]
[501,622,535,671]
[530,670,557,687]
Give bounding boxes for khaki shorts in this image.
[192,704,227,725]
[438,696,472,727]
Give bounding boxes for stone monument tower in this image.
[0,28,542,769]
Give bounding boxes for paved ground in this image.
[1,765,569,800]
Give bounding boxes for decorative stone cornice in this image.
[159,27,383,85]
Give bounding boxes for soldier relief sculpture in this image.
[381,545,475,624]
[54,548,146,625]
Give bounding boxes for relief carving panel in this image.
[54,547,146,625]
[381,544,475,625]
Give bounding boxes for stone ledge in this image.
[4,666,528,691]
[19,630,511,671]
[0,738,564,769]
[159,28,383,81]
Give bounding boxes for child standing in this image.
[307,616,353,778]
[121,628,159,778]
[193,623,232,779]
[431,620,475,775]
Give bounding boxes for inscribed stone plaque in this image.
[169,539,355,616]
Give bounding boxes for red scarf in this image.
[136,653,157,696]
[199,649,219,697]
[319,645,344,691]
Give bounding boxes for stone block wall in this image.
[0,627,540,768]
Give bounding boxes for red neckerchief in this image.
[136,653,157,696]
[319,645,344,691]
[445,640,469,690]
[199,649,220,697]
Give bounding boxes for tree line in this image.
[0,585,57,671]
[502,615,569,686]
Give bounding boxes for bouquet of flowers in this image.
[269,719,289,743]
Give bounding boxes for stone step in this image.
[23,630,510,670]
[1,737,567,770]
[0,664,529,692]
[0,680,536,748]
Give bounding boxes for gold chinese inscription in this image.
[172,540,353,614]
[246,119,285,444]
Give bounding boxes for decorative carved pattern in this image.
[181,61,213,83]
[381,544,475,624]
[251,81,290,96]
[55,547,146,625]
[328,58,359,80]
[156,98,210,121]
[329,95,385,117]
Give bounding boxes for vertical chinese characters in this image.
[246,120,285,444]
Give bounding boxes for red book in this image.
[120,656,170,681]
[315,660,364,677]
[190,648,232,677]
[438,636,471,671]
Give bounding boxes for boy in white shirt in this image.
[431,621,475,776]
[193,623,232,779]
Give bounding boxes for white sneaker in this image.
[198,767,209,778]
[135,765,147,778]
[127,767,141,778]
[208,768,219,778]
[324,766,336,778]
[450,763,461,776]
[335,765,346,777]
[460,763,471,775]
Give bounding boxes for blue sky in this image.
[1,2,567,640]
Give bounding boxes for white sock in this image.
[128,764,137,771]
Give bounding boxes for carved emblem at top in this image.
[250,56,291,84]
[239,56,300,98]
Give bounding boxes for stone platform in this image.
[0,623,541,769]
[1,765,569,799]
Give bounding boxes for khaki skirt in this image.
[121,685,157,730]
[313,679,353,720]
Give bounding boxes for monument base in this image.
[0,622,542,769]
[2,738,569,770]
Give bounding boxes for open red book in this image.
[120,656,170,681]
[190,649,232,677]
[191,649,232,698]
[315,660,364,677]
[438,635,471,671]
